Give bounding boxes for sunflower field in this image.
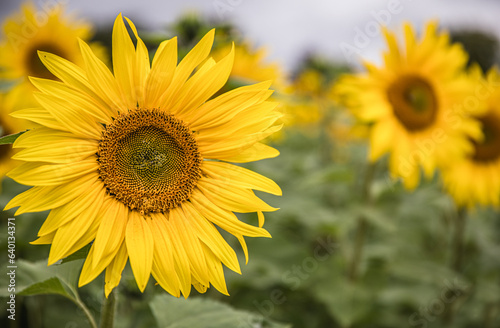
[1,1,500,328]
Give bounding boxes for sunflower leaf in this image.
[1,259,84,301]
[150,294,291,328]
[18,277,69,297]
[0,131,27,145]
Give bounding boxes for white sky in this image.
[1,0,500,72]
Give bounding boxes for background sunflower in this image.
[335,22,483,189]
[441,66,500,207]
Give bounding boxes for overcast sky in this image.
[1,0,500,72]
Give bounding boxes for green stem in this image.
[318,97,333,165]
[452,207,467,272]
[348,162,377,282]
[99,290,116,328]
[348,217,368,282]
[443,207,468,326]
[71,296,97,328]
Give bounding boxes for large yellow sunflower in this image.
[442,67,500,207]
[0,2,105,83]
[5,14,282,298]
[334,22,482,189]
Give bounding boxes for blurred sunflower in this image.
[442,67,500,207]
[212,43,285,90]
[0,2,106,184]
[0,87,36,182]
[283,70,324,127]
[5,15,281,298]
[0,2,106,84]
[334,22,484,189]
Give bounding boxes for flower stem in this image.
[72,296,97,328]
[348,162,377,282]
[99,290,116,328]
[348,217,368,282]
[451,207,467,272]
[443,206,468,326]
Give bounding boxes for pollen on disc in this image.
[97,108,202,214]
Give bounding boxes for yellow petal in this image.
[125,211,153,292]
[30,232,56,245]
[182,202,240,274]
[38,51,103,102]
[158,29,215,110]
[169,207,210,286]
[13,135,97,164]
[33,92,103,139]
[112,14,137,109]
[7,158,97,186]
[148,215,181,297]
[220,142,280,163]
[199,125,281,159]
[104,242,128,297]
[79,241,120,287]
[124,16,150,107]
[201,161,281,195]
[38,179,106,236]
[151,213,192,298]
[78,38,125,114]
[144,38,177,108]
[185,81,272,130]
[5,173,99,214]
[171,45,234,116]
[11,107,65,131]
[197,178,278,213]
[190,189,271,238]
[257,211,265,228]
[203,245,229,295]
[29,77,113,122]
[92,201,128,269]
[48,187,106,265]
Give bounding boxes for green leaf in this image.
[356,206,396,232]
[2,259,84,300]
[0,131,27,145]
[18,277,69,297]
[150,294,291,328]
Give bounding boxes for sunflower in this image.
[0,2,106,84]
[283,69,326,129]
[212,42,285,91]
[0,86,36,182]
[334,22,482,189]
[441,67,500,207]
[5,14,282,298]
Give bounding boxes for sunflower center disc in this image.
[98,108,202,214]
[472,112,500,163]
[26,42,66,79]
[387,75,438,131]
